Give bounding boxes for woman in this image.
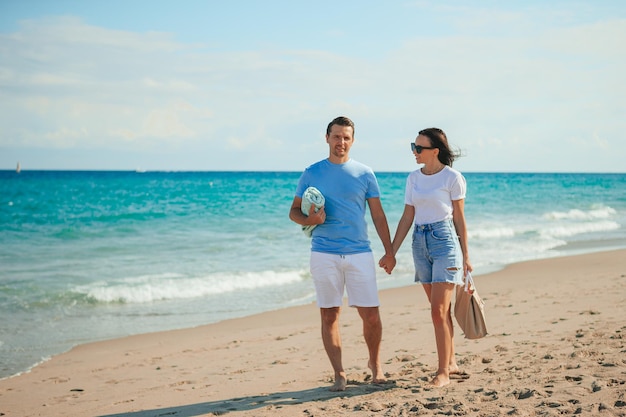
[380,127,472,387]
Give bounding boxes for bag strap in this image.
[464,271,475,293]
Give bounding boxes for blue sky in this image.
[1,1,625,172]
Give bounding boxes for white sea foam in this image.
[540,221,620,239]
[468,227,516,240]
[470,236,566,268]
[468,204,620,261]
[75,270,307,303]
[544,205,617,221]
[0,355,52,381]
[466,206,621,269]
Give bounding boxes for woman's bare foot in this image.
[449,363,460,375]
[329,373,347,391]
[429,368,451,387]
[368,361,387,383]
[429,374,451,387]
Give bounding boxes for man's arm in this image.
[367,197,395,273]
[289,196,325,226]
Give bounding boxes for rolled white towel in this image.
[300,186,325,237]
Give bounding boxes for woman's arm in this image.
[391,204,415,255]
[452,199,472,275]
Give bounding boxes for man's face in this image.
[326,124,354,160]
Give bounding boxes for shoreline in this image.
[1,249,625,416]
[3,241,623,383]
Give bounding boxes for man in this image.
[289,116,396,391]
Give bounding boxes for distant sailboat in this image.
[16,162,21,173]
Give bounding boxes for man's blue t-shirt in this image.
[295,159,381,255]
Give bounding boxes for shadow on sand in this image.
[98,381,396,417]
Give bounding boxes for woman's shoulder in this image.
[442,166,466,189]
[443,165,464,178]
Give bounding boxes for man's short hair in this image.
[326,116,355,137]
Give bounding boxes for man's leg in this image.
[357,306,386,383]
[320,307,347,391]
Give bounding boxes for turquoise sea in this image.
[1,170,625,379]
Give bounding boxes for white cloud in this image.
[592,132,609,149]
[0,14,624,172]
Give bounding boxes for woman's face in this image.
[413,134,437,164]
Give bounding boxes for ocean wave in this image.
[543,205,617,221]
[469,204,620,242]
[540,221,621,239]
[467,215,622,269]
[468,227,516,239]
[73,270,308,304]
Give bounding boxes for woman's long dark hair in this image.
[418,127,461,167]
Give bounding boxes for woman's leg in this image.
[448,304,460,374]
[426,282,456,387]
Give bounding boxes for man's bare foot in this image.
[368,361,387,384]
[329,373,347,391]
[449,363,460,375]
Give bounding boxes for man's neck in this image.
[328,155,350,164]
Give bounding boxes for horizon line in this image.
[2,169,625,175]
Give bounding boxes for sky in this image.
[0,1,625,173]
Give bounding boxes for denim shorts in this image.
[411,219,463,285]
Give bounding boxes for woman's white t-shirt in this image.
[404,165,466,225]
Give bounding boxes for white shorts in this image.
[310,251,380,308]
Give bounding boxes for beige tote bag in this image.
[454,272,487,339]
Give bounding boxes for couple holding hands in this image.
[289,116,471,390]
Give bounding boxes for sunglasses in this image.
[411,143,436,154]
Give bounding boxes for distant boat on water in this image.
[16,162,21,173]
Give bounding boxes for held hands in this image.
[378,254,396,275]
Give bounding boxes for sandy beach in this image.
[1,249,625,417]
